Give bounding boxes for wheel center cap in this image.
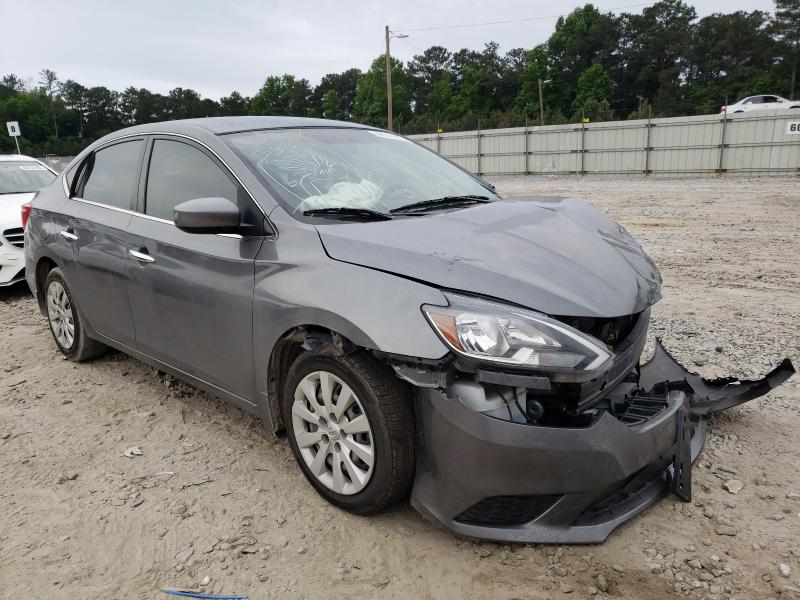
[327,424,340,440]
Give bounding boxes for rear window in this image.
[0,161,56,194]
[77,140,145,210]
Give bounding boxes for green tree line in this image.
[2,0,798,156]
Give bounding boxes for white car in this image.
[0,155,57,286]
[721,95,800,113]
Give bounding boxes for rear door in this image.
[125,135,264,401]
[60,138,146,346]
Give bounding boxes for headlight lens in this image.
[423,294,613,378]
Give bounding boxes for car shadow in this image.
[0,280,32,303]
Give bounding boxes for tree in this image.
[408,46,452,113]
[686,11,777,112]
[546,4,621,113]
[167,88,207,119]
[250,74,311,116]
[771,0,800,98]
[38,68,60,140]
[321,89,342,119]
[119,87,168,125]
[60,80,88,136]
[353,56,412,128]
[517,45,550,117]
[572,64,614,117]
[2,74,26,93]
[309,68,360,119]
[618,0,697,115]
[83,86,121,137]
[219,91,250,116]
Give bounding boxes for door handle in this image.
[129,249,155,264]
[59,229,78,241]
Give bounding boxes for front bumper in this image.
[409,341,794,544]
[0,228,25,287]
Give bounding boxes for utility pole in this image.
[538,79,552,127]
[384,26,408,132]
[385,25,393,131]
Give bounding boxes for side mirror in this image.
[174,197,241,234]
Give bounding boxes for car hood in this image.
[0,192,34,227]
[315,197,662,318]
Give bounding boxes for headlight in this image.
[423,294,613,380]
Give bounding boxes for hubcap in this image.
[46,281,75,350]
[291,370,374,495]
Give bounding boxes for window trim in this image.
[63,131,276,239]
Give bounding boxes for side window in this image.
[77,140,144,209]
[145,139,238,221]
[763,96,779,103]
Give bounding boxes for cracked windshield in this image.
[225,127,497,214]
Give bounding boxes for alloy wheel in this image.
[291,370,375,495]
[47,280,75,350]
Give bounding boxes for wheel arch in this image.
[265,324,371,434]
[33,254,59,314]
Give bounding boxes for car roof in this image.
[112,116,378,137]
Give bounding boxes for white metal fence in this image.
[409,111,800,177]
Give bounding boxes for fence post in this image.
[717,101,728,176]
[524,116,529,175]
[476,119,482,176]
[644,105,652,175]
[579,117,586,176]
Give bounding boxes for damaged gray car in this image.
[24,117,795,543]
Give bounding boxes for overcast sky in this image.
[2,0,776,99]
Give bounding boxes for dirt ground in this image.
[1,176,798,600]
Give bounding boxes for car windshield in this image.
[0,161,56,194]
[224,127,498,214]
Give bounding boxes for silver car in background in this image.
[24,117,794,543]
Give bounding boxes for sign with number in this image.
[6,121,21,137]
[787,121,800,135]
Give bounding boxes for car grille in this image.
[556,312,641,347]
[454,494,561,526]
[2,227,24,249]
[617,391,669,425]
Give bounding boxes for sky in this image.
[1,0,776,99]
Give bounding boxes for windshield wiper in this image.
[389,195,492,215]
[302,207,392,221]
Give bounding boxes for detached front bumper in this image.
[409,341,794,544]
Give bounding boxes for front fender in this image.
[251,214,450,429]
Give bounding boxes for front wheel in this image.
[282,350,415,514]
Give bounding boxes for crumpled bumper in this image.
[409,341,794,544]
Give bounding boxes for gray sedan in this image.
[23,117,794,543]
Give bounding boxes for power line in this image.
[394,2,653,33]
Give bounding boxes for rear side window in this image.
[78,140,145,209]
[145,139,238,221]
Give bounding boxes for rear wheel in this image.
[45,267,106,361]
[282,350,415,514]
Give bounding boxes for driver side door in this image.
[124,136,265,406]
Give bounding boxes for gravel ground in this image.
[1,175,798,600]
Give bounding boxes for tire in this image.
[44,267,106,361]
[282,350,415,514]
